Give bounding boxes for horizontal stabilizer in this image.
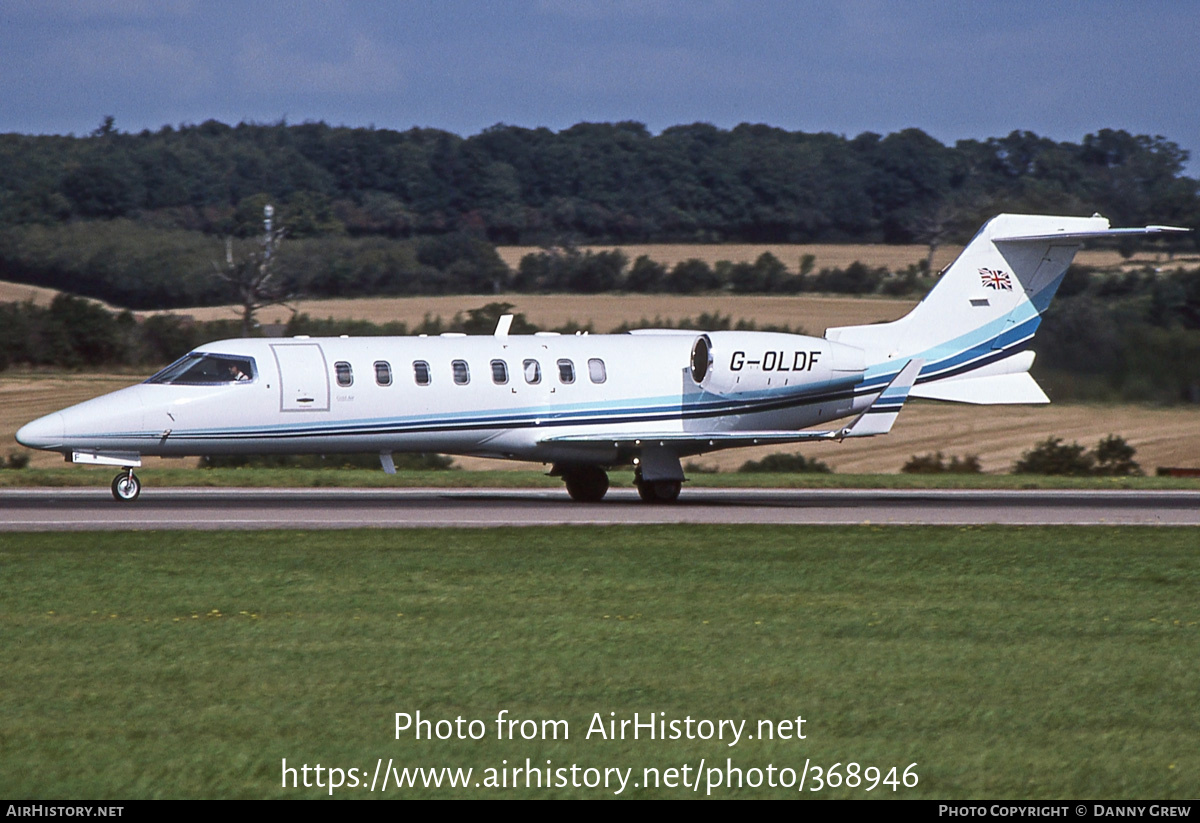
[911,372,1049,405]
[994,225,1190,243]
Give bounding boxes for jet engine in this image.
[690,331,865,395]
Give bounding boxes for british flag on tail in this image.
[979,268,1013,290]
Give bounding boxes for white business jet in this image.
[16,213,1187,502]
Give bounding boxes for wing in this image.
[539,358,924,452]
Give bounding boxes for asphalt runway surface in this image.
[1,487,1198,530]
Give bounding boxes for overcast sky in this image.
[3,0,1197,169]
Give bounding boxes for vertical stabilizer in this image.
[824,214,1187,400]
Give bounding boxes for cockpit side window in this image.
[146,353,256,385]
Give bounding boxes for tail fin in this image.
[825,213,1188,404]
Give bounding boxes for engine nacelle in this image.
[690,331,865,395]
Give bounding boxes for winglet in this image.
[837,358,924,439]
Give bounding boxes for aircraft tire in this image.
[636,481,655,503]
[651,480,682,503]
[635,479,682,504]
[111,471,141,502]
[563,466,609,502]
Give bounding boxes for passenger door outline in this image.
[272,343,331,412]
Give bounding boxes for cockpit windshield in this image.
[145,353,256,385]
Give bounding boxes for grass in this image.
[3,466,1200,490]
[1,526,1197,798]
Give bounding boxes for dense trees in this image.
[1,118,1199,404]
[1,119,1196,307]
[2,120,1195,246]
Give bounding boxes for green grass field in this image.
[1,526,1197,799]
[3,466,1200,491]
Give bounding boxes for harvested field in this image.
[0,281,64,306]
[454,400,1200,475]
[5,372,1197,475]
[497,242,965,272]
[686,400,1200,475]
[0,239,1189,321]
[495,243,1195,275]
[0,373,191,470]
[158,293,918,333]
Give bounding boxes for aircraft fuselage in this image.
[17,330,870,466]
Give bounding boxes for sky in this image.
[2,0,1197,169]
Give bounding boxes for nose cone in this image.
[16,412,65,451]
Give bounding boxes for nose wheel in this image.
[111,469,141,502]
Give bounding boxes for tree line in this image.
[1,119,1196,311]
[2,119,1196,246]
[0,220,927,309]
[2,118,1198,404]
[6,265,1200,405]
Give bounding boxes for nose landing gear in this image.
[111,469,141,502]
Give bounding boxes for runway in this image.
[1,487,1198,530]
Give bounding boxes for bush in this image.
[902,452,982,474]
[1091,434,1143,476]
[3,451,31,470]
[1013,435,1141,476]
[738,452,832,473]
[1013,437,1094,475]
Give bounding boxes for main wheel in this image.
[651,480,682,503]
[111,471,141,502]
[635,478,682,504]
[563,466,610,502]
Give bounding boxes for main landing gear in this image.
[558,464,611,502]
[553,463,684,504]
[634,468,681,503]
[111,468,141,502]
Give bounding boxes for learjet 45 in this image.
[16,213,1187,502]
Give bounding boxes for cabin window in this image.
[523,359,541,384]
[146,353,256,385]
[557,359,575,384]
[491,359,509,385]
[413,361,431,386]
[335,361,353,387]
[375,361,392,387]
[452,360,470,385]
[588,358,607,384]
